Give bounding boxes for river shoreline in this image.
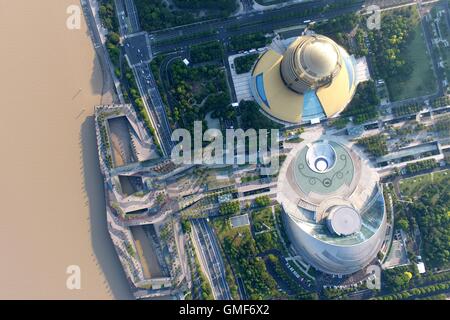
[0,0,131,299]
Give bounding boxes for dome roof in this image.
[300,39,339,78]
[327,206,362,236]
[280,35,343,95]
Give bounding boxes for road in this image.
[113,0,426,156]
[114,0,140,35]
[124,0,140,33]
[191,218,232,300]
[114,0,128,36]
[82,0,124,103]
[115,0,174,156]
[132,63,174,155]
[173,216,190,289]
[151,1,366,54]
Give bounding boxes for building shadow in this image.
[80,115,134,300]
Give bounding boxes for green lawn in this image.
[212,218,281,299]
[252,208,286,254]
[431,4,450,81]
[388,24,437,101]
[399,169,449,197]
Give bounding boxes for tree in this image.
[107,32,120,45]
[229,33,269,52]
[357,134,388,157]
[255,196,271,208]
[98,1,119,32]
[190,42,224,64]
[404,271,413,281]
[234,54,259,74]
[181,219,191,234]
[394,273,411,287]
[342,81,380,124]
[174,0,238,14]
[219,201,240,215]
[238,100,282,131]
[397,218,409,231]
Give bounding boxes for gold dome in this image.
[250,33,358,124]
[280,35,342,94]
[299,38,339,78]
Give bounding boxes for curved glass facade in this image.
[279,139,387,275]
[255,73,270,108]
[302,90,326,121]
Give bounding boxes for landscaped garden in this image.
[357,134,389,157]
[367,7,436,101]
[396,169,450,269]
[168,60,232,133]
[212,220,281,300]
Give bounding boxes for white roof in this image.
[230,214,250,228]
[417,262,426,274]
[182,58,190,65]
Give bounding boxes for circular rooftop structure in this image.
[277,137,387,275]
[281,35,343,94]
[250,34,358,124]
[294,141,354,196]
[300,39,339,78]
[306,142,337,173]
[327,206,361,236]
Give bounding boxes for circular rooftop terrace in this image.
[327,206,362,236]
[294,141,355,196]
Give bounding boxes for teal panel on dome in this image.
[302,90,325,121]
[255,73,270,108]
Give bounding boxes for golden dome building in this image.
[250,34,359,124]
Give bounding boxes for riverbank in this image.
[0,0,131,299]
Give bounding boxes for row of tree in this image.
[229,33,269,52]
[234,54,259,74]
[135,0,232,32]
[267,254,318,300]
[219,201,240,215]
[376,281,450,300]
[173,0,237,14]
[404,159,437,175]
[357,134,388,157]
[98,0,119,33]
[367,8,417,90]
[342,81,380,124]
[190,41,224,64]
[392,103,423,117]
